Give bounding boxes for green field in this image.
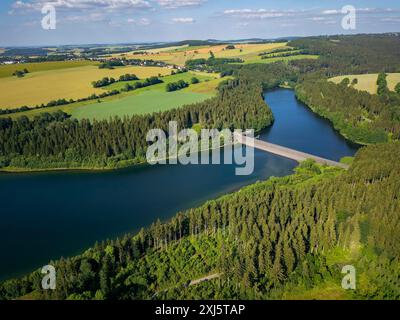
[71,90,213,120]
[103,71,217,91]
[1,72,225,120]
[72,72,221,120]
[0,60,97,78]
[330,73,400,94]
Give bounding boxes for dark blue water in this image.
[0,88,359,281]
[260,88,359,161]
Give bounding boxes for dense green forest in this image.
[291,34,400,76]
[0,62,298,171]
[290,34,400,145]
[1,34,400,300]
[295,79,400,144]
[1,142,399,300]
[3,34,399,170]
[0,80,271,170]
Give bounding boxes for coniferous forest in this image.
[0,34,400,300]
[1,143,399,300]
[0,80,273,170]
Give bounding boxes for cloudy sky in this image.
[1,0,400,46]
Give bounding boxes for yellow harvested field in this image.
[0,65,171,108]
[112,43,288,66]
[188,77,231,94]
[0,73,228,120]
[330,73,400,94]
[0,60,97,78]
[144,45,192,53]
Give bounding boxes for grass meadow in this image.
[330,73,400,94]
[71,73,223,120]
[71,90,213,121]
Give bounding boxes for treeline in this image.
[96,58,169,69]
[1,48,49,57]
[0,90,121,116]
[118,74,139,82]
[12,69,29,78]
[295,79,400,144]
[98,60,125,69]
[92,74,139,88]
[166,80,189,92]
[122,76,163,92]
[92,77,116,88]
[185,57,243,72]
[1,142,399,300]
[258,47,297,56]
[290,34,400,77]
[260,50,305,59]
[0,78,272,170]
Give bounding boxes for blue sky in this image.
[0,0,400,46]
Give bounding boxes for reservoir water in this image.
[0,88,359,281]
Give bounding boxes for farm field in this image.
[103,70,218,91]
[330,73,400,94]
[0,65,171,108]
[0,60,97,78]
[71,90,212,121]
[241,54,320,64]
[113,43,289,65]
[71,73,224,120]
[0,72,226,120]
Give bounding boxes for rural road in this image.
[189,273,222,286]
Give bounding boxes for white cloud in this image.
[128,17,151,25]
[64,12,106,22]
[322,7,397,15]
[154,0,206,9]
[280,23,296,27]
[223,9,294,19]
[322,9,339,15]
[11,0,151,11]
[381,17,400,22]
[172,17,195,23]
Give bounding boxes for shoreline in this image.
[0,86,365,174]
[0,140,245,174]
[293,88,369,147]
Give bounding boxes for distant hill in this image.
[0,47,50,57]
